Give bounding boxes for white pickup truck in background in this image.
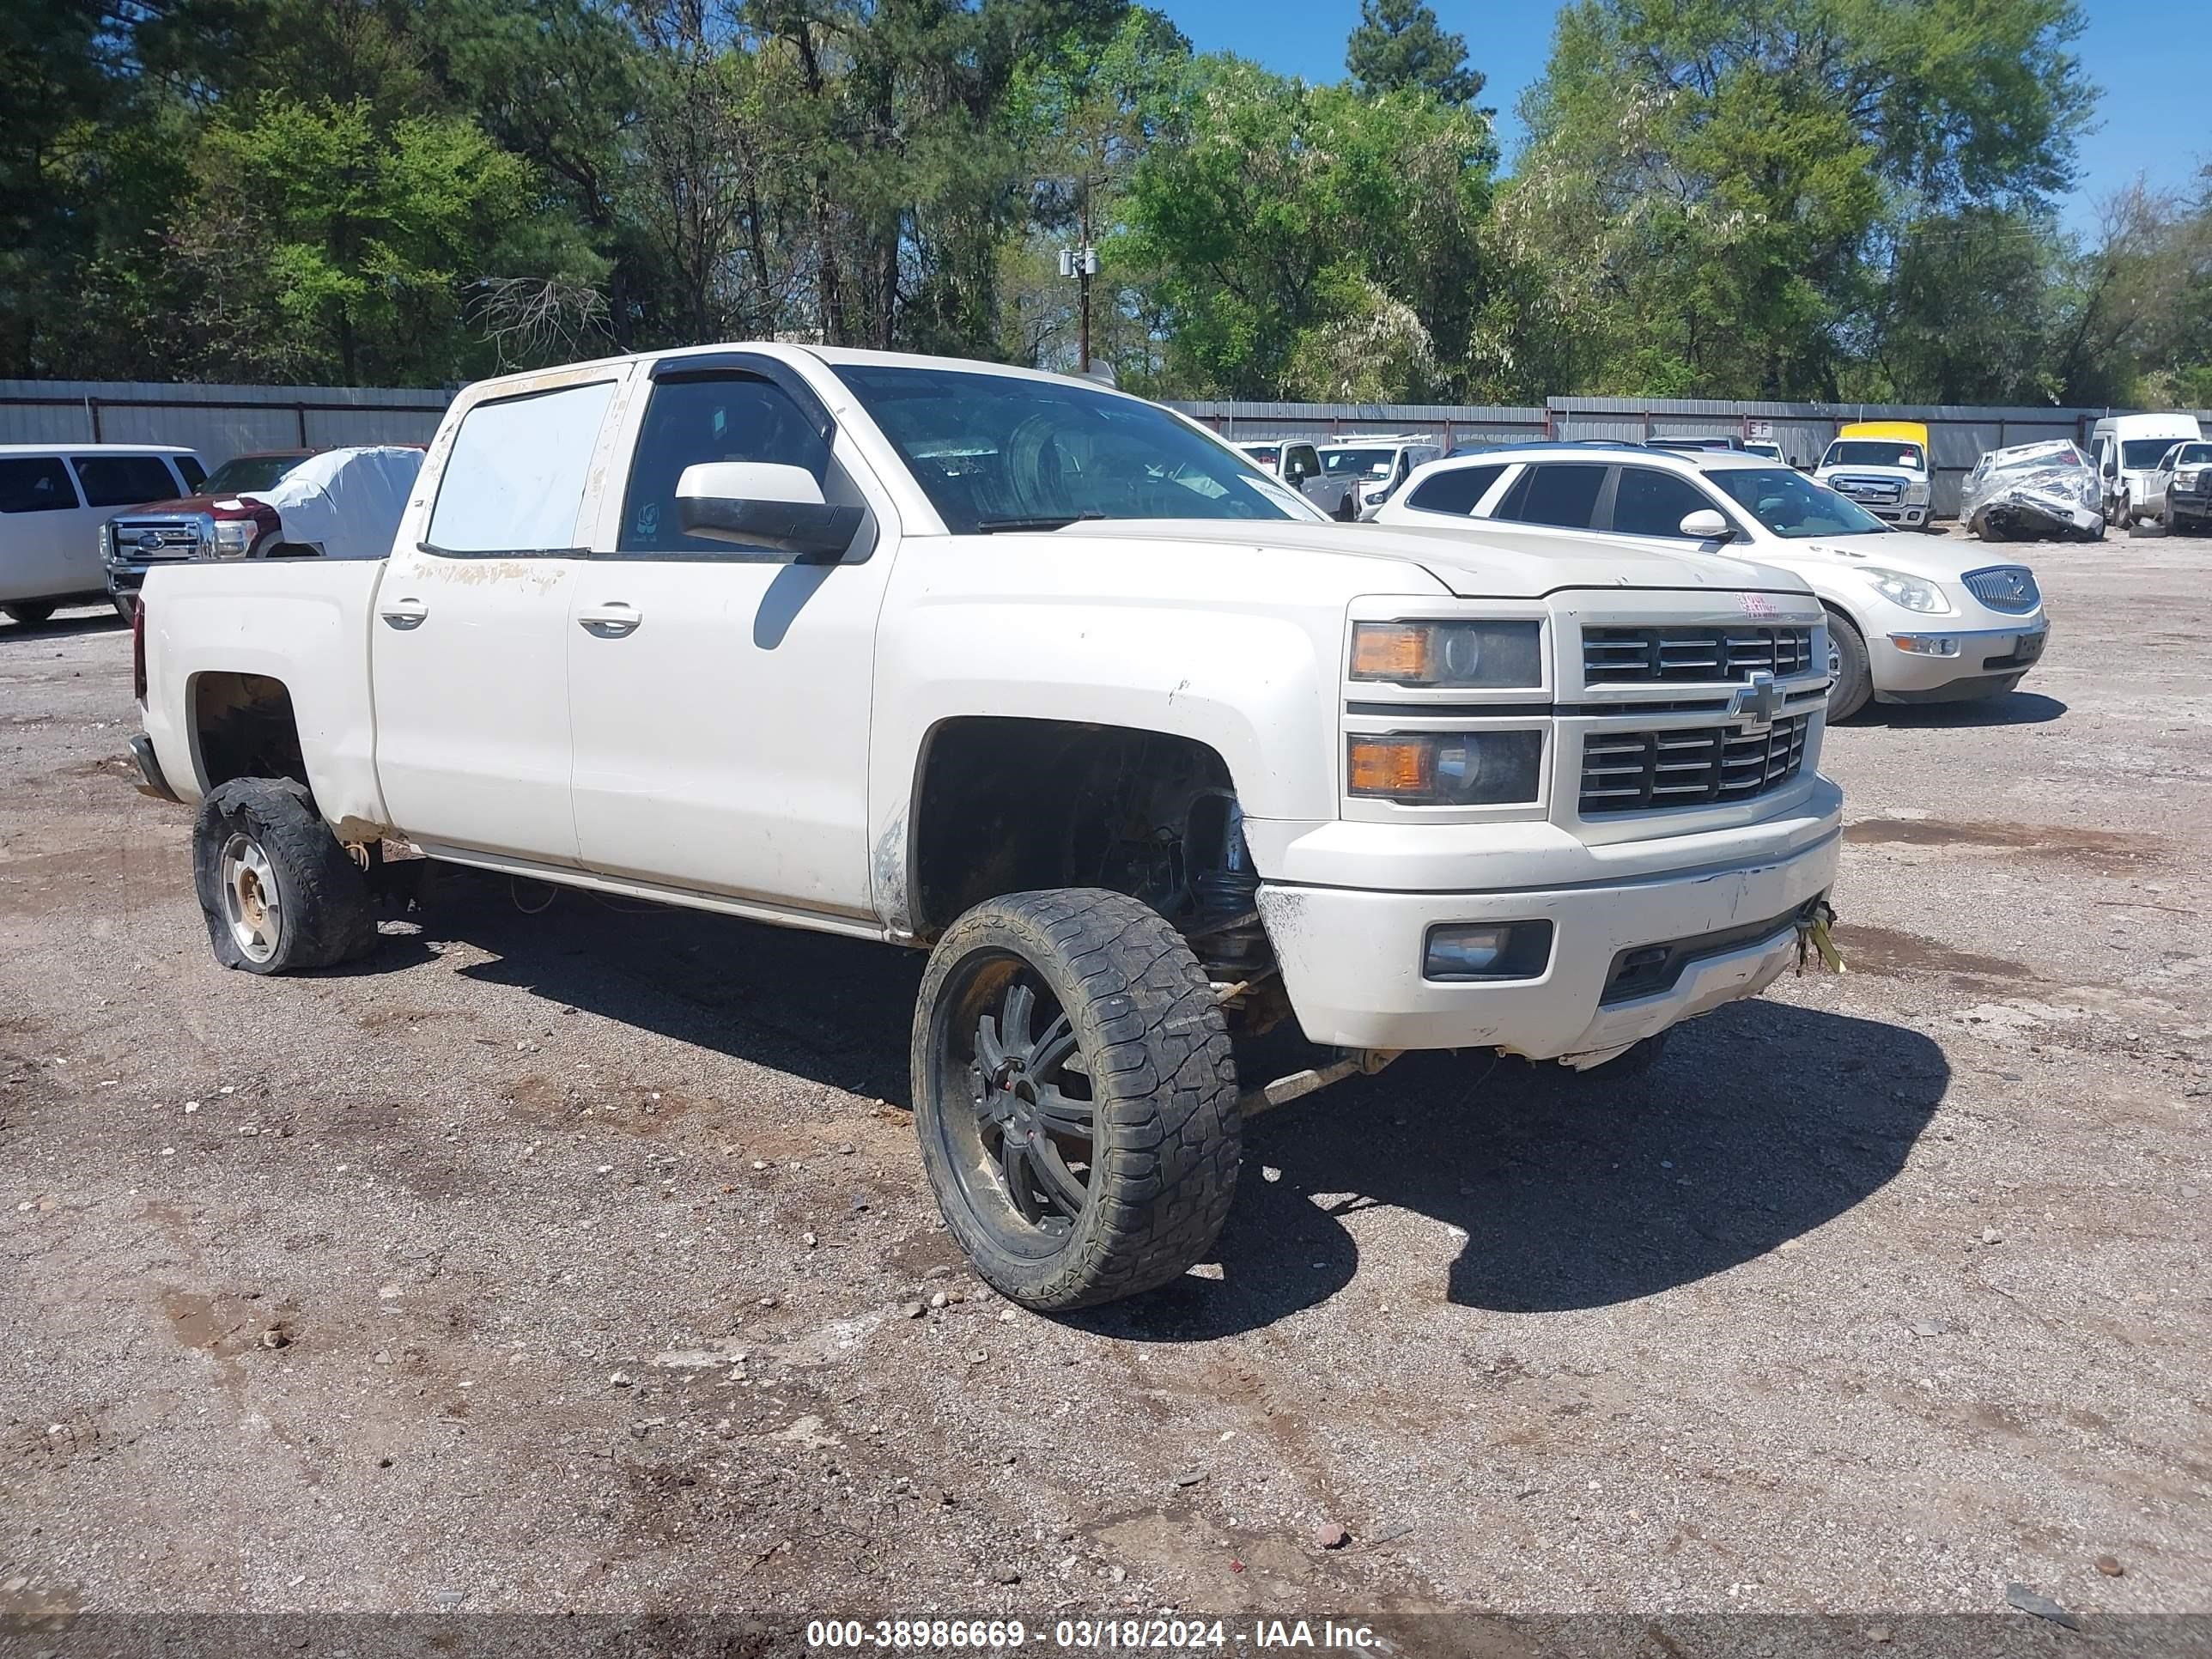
[131,345,1843,1310]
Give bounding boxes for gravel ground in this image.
[2,531,2207,1642]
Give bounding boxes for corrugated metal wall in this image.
[1175,397,2212,519]
[0,380,453,469]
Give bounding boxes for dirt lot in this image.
[2,532,2208,1642]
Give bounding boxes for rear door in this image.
[566,357,896,919]
[369,371,624,866]
[0,454,86,603]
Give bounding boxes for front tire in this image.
[3,602,56,627]
[1825,608,1874,722]
[192,777,378,974]
[911,889,1241,1311]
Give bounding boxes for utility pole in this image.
[1056,241,1099,374]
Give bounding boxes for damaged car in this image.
[1961,440,2105,543]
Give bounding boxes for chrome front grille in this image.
[108,518,204,562]
[1961,565,2041,613]
[1583,625,1814,684]
[1580,714,1813,815]
[1832,474,1903,504]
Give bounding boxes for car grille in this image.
[1580,713,1813,815]
[108,518,204,562]
[1583,625,1814,684]
[1961,565,2041,613]
[1831,474,1903,504]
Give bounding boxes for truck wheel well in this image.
[910,718,1272,986]
[192,672,308,794]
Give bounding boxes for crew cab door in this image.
[369,370,624,866]
[566,358,895,919]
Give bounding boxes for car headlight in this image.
[1860,568,1950,614]
[1350,621,1542,687]
[1904,482,1929,503]
[1347,731,1544,805]
[210,520,254,558]
[2180,468,2204,488]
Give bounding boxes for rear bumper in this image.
[1256,783,1843,1058]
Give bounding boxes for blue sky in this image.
[1174,0,2207,232]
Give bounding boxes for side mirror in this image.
[675,461,862,562]
[1679,508,1732,540]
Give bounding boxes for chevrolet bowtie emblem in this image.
[1730,670,1780,732]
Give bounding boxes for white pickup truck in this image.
[131,345,1843,1310]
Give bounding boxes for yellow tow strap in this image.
[1797,900,1845,975]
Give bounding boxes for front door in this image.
[370,373,623,866]
[566,364,893,919]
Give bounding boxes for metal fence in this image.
[1171,397,2212,518]
[3,379,2208,520]
[0,380,453,470]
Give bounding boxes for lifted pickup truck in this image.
[132,345,1843,1310]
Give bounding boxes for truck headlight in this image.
[1860,568,1950,614]
[2180,468,2204,489]
[210,520,254,558]
[1350,621,1542,687]
[1904,482,1930,504]
[1347,731,1543,805]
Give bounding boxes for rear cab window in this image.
[425,380,617,556]
[0,457,79,514]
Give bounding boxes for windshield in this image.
[1321,447,1395,478]
[200,453,308,494]
[833,365,1304,532]
[1707,467,1889,538]
[2172,444,2212,467]
[1240,445,1280,468]
[2124,436,2194,468]
[1825,441,1924,471]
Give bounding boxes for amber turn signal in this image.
[1347,737,1434,796]
[1350,624,1431,681]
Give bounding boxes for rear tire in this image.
[911,888,1241,1311]
[192,777,379,975]
[1824,608,1874,722]
[3,602,56,627]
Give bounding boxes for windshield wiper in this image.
[973,511,1105,533]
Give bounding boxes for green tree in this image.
[1493,0,2094,398]
[1346,0,1484,107]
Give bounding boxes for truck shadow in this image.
[398,868,1944,1340]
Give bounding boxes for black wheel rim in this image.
[932,951,1097,1246]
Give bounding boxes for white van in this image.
[1,444,205,625]
[2088,414,2203,528]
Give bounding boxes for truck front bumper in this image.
[1255,784,1842,1060]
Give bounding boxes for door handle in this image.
[380,597,428,629]
[578,602,642,638]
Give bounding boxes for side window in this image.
[425,379,616,555]
[1404,463,1504,517]
[1285,445,1319,482]
[618,374,833,556]
[0,457,78,514]
[176,455,207,490]
[1611,468,1723,538]
[1496,463,1607,530]
[71,455,184,508]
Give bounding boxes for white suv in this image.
[1375,444,2048,720]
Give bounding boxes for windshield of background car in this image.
[2124,436,2195,467]
[1826,441,1924,469]
[1242,445,1280,467]
[834,365,1304,532]
[200,454,308,494]
[1321,447,1395,478]
[1707,467,1888,538]
[2172,444,2212,467]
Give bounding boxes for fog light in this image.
[1891,634,1959,656]
[1423,921,1553,982]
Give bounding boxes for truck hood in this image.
[112,492,277,521]
[1816,464,1925,483]
[1052,519,1811,600]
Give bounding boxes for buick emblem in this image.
[1730,669,1780,732]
